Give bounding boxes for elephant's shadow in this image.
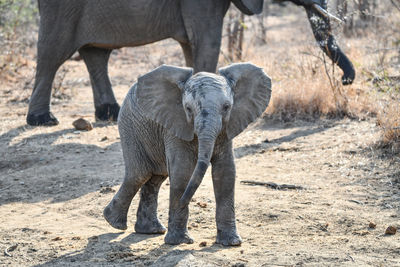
[32,231,234,266]
[234,118,338,159]
[0,119,337,207]
[0,122,123,206]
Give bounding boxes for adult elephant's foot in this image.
[103,199,128,230]
[216,230,242,246]
[164,230,194,245]
[135,217,166,234]
[26,112,59,126]
[95,103,120,122]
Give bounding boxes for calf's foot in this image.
[216,230,242,246]
[135,217,166,234]
[103,199,128,230]
[164,230,193,245]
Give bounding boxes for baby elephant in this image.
[104,63,271,246]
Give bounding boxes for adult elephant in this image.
[27,0,355,126]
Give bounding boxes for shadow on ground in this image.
[0,119,339,207]
[34,232,232,267]
[234,119,337,158]
[0,123,122,206]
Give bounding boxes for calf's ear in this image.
[136,65,194,141]
[219,63,272,140]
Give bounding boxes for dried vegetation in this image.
[224,1,400,153]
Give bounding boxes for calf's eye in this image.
[222,103,231,112]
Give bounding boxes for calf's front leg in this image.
[211,142,242,246]
[135,175,167,234]
[164,146,196,245]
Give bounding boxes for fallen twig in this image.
[348,199,364,205]
[0,185,12,192]
[391,0,400,12]
[240,180,304,190]
[4,244,18,257]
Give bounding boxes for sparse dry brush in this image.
[222,1,400,152]
[377,103,400,152]
[0,0,37,80]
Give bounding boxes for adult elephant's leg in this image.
[305,2,355,85]
[79,47,120,121]
[192,37,221,73]
[135,175,167,234]
[164,145,196,244]
[179,42,194,68]
[181,0,229,73]
[27,45,74,126]
[211,142,242,246]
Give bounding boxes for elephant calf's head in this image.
[136,63,272,206]
[182,73,233,140]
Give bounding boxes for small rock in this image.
[197,202,207,208]
[89,236,99,241]
[385,226,397,235]
[199,241,207,247]
[319,223,329,232]
[100,187,115,194]
[51,236,62,241]
[28,248,37,253]
[7,244,18,252]
[72,118,93,131]
[369,222,377,229]
[4,244,18,257]
[100,136,108,142]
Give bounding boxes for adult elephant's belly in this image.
[86,36,172,50]
[78,2,188,50]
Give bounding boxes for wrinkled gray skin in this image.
[27,0,353,126]
[103,63,271,246]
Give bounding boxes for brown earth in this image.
[1,10,400,267]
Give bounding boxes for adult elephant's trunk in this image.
[305,3,355,85]
[179,118,220,207]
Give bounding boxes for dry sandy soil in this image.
[1,10,400,267]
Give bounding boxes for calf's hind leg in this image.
[135,175,167,234]
[104,171,150,230]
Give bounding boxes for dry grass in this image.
[229,4,400,152]
[241,43,375,122]
[377,103,400,153]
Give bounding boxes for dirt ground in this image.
[1,10,400,267]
